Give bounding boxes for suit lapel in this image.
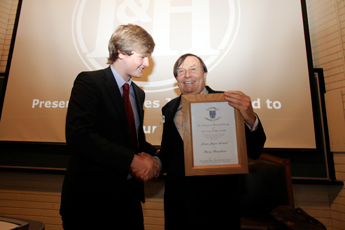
[163,96,183,142]
[165,96,181,123]
[206,85,222,94]
[132,82,144,125]
[102,67,129,130]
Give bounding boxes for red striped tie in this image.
[123,83,138,154]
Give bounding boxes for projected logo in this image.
[72,0,240,92]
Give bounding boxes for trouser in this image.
[62,179,144,230]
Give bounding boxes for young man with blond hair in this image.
[60,24,159,230]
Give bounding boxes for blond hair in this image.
[107,24,155,64]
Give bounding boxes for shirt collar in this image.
[110,65,132,90]
[200,87,208,94]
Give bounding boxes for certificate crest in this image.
[209,109,216,119]
[206,107,220,121]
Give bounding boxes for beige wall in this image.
[1,0,345,229]
[303,1,345,229]
[0,0,16,73]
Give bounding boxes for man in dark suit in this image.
[157,53,266,230]
[60,24,160,230]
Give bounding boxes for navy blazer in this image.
[60,66,157,218]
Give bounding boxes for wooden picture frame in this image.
[182,93,248,176]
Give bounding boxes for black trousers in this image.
[62,178,144,230]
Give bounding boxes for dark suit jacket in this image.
[60,66,157,223]
[158,86,266,230]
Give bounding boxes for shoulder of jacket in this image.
[163,97,179,107]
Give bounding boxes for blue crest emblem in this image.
[205,107,220,121]
[209,110,216,119]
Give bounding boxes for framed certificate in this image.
[182,93,248,176]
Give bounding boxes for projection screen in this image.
[0,0,316,149]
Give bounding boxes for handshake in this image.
[130,152,161,183]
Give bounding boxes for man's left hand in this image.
[224,90,256,127]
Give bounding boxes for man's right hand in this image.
[130,153,160,183]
